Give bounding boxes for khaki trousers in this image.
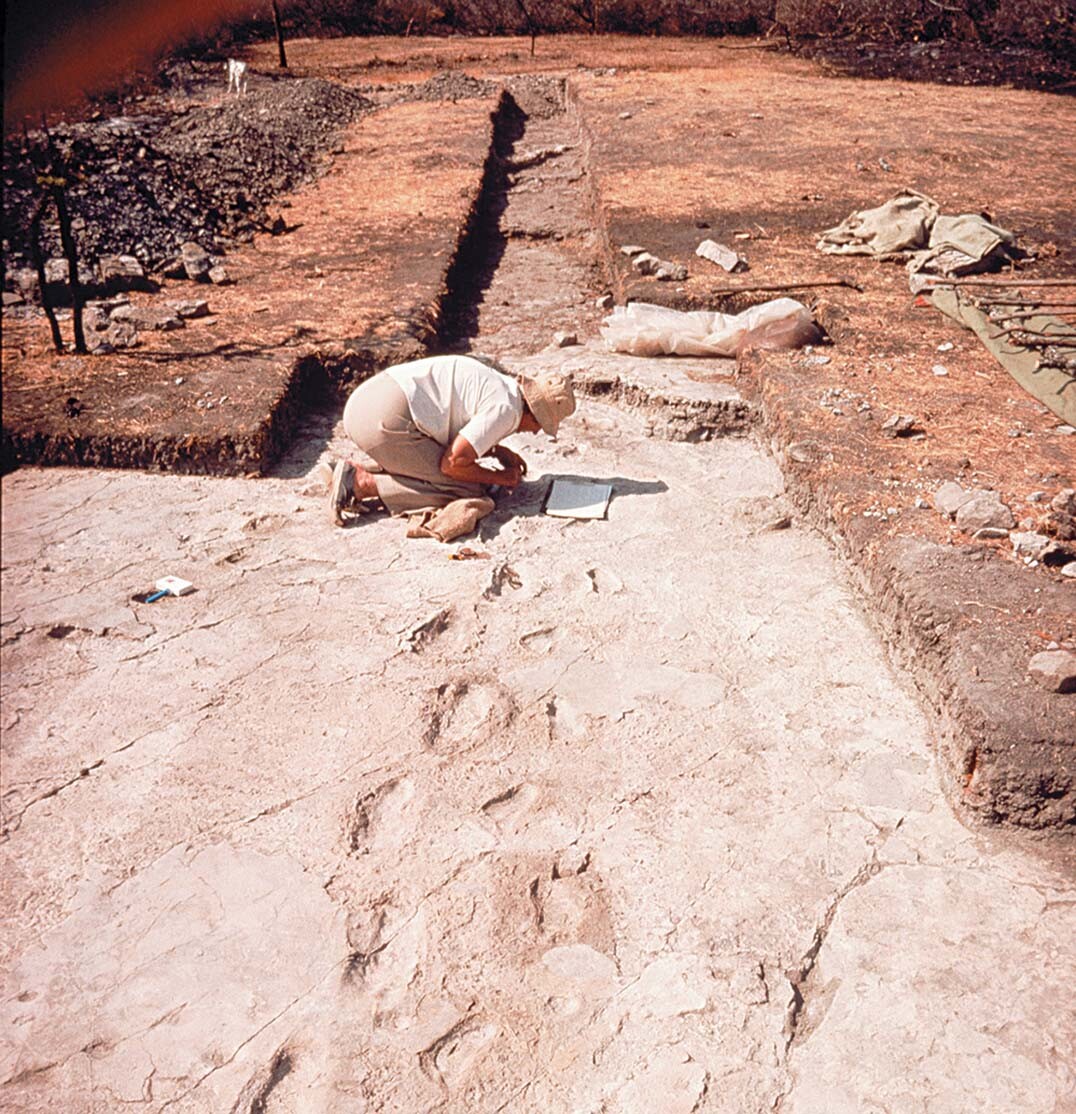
[342,373,486,515]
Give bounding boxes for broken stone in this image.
[10,268,38,298]
[41,258,95,305]
[44,258,71,285]
[180,241,211,281]
[208,265,232,285]
[1027,650,1076,694]
[762,515,792,531]
[1061,561,1076,579]
[111,304,185,332]
[620,245,645,256]
[932,364,949,376]
[695,239,747,273]
[105,320,140,349]
[972,527,1010,540]
[82,305,112,333]
[596,293,614,310]
[882,414,917,438]
[1010,531,1051,558]
[631,252,661,275]
[933,481,972,518]
[1050,488,1075,516]
[97,254,157,294]
[168,298,210,320]
[552,330,579,347]
[955,490,1015,534]
[937,341,955,352]
[655,262,688,282]
[3,290,25,307]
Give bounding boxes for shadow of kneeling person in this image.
[480,473,669,541]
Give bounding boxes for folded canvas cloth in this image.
[406,496,495,542]
[906,212,1019,279]
[817,189,940,256]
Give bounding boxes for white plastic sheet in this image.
[600,298,816,358]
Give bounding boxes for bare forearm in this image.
[442,459,509,485]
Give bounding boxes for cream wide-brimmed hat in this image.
[521,372,576,437]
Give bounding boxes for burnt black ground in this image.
[2,72,370,282]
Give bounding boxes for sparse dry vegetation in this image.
[211,0,1075,63]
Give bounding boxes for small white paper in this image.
[155,575,194,596]
[545,479,613,520]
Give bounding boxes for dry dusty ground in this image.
[3,410,1074,1113]
[2,34,1075,1114]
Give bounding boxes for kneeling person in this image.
[331,355,575,523]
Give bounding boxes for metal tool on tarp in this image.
[144,576,194,603]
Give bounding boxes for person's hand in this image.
[491,445,527,477]
[496,461,522,489]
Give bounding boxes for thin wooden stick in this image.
[927,276,1076,288]
[710,277,864,295]
[990,326,1076,340]
[972,298,1076,308]
[991,333,1076,349]
[990,309,1076,320]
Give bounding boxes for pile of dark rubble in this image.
[2,76,371,304]
[802,39,1075,92]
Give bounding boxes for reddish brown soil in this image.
[2,93,500,473]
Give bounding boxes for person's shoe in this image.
[329,459,357,525]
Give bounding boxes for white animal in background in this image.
[226,59,248,95]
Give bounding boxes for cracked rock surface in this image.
[2,402,1073,1112]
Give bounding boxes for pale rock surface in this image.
[954,489,1015,533]
[933,480,971,517]
[1027,650,1076,693]
[1011,531,1051,558]
[1,402,1073,1113]
[180,241,211,281]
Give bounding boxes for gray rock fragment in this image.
[10,268,38,298]
[972,527,1009,540]
[695,239,747,272]
[620,245,645,256]
[168,299,211,320]
[955,490,1015,534]
[933,481,971,518]
[82,305,112,333]
[1051,488,1075,516]
[180,242,211,282]
[552,330,579,348]
[1027,650,1076,694]
[3,290,25,307]
[1010,532,1051,558]
[208,265,232,285]
[97,254,156,294]
[596,293,614,310]
[655,262,688,282]
[106,320,139,349]
[1061,562,1076,579]
[761,515,792,531]
[631,252,661,275]
[111,304,185,332]
[882,414,917,437]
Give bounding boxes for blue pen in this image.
[145,590,169,603]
